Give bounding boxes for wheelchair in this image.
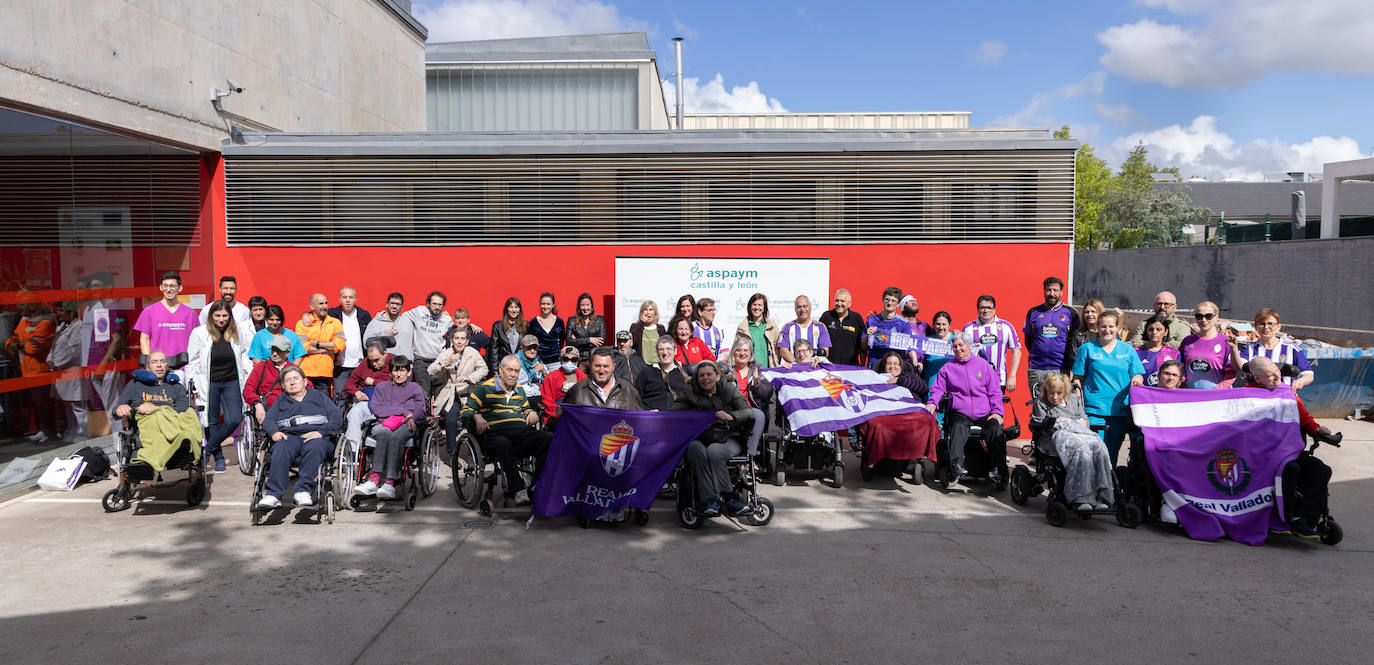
[1010,419,1143,528]
[673,433,775,529]
[929,397,1019,492]
[101,417,207,513]
[1294,430,1344,545]
[248,433,340,525]
[343,417,440,512]
[449,413,544,518]
[767,420,846,488]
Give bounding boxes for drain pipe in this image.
[672,37,684,130]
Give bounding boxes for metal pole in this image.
[672,37,684,130]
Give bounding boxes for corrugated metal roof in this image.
[221,128,1078,156]
[1157,182,1374,217]
[426,32,654,63]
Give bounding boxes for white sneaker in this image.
[376,483,397,500]
[513,489,531,506]
[1077,503,1094,512]
[294,491,314,507]
[258,494,281,509]
[26,431,49,443]
[353,480,378,496]
[1094,502,1111,511]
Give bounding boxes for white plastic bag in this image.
[37,455,87,491]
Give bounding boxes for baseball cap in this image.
[270,337,291,352]
[615,330,631,341]
[520,334,539,348]
[560,345,579,357]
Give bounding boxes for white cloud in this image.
[967,40,1007,66]
[1097,0,1374,89]
[991,71,1105,127]
[1104,115,1366,181]
[1092,102,1141,129]
[415,0,650,42]
[662,74,788,114]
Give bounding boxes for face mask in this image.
[561,361,577,372]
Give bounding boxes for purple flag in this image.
[532,405,716,520]
[1130,385,1306,546]
[760,364,920,437]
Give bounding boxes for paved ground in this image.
[1,418,1371,665]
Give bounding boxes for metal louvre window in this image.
[0,156,202,247]
[224,151,1073,246]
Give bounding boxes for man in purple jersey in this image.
[962,295,1022,393]
[778,295,831,366]
[134,271,200,377]
[1023,277,1080,396]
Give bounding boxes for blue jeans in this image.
[443,403,463,456]
[265,434,333,498]
[1090,414,1131,463]
[206,379,243,457]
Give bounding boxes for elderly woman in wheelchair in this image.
[256,365,343,510]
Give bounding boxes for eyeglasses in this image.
[1195,313,1216,320]
[1154,301,1175,307]
[703,307,715,312]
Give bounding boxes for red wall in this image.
[208,156,1068,419]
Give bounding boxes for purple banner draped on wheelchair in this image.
[532,405,716,520]
[760,364,921,437]
[1130,386,1305,546]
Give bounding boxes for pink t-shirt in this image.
[1180,333,1231,388]
[134,302,200,357]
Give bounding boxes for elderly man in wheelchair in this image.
[256,365,343,510]
[112,351,203,474]
[460,354,553,506]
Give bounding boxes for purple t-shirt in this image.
[1180,334,1232,388]
[1137,345,1181,386]
[134,302,200,357]
[1023,304,1079,371]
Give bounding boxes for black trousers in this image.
[944,411,1006,468]
[1282,453,1331,522]
[483,426,552,493]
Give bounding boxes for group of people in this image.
[21,270,1334,536]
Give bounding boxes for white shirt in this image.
[340,308,363,368]
[594,377,615,401]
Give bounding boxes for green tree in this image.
[1057,126,1112,250]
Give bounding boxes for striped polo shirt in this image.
[460,377,533,431]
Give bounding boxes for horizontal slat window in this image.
[225,151,1073,246]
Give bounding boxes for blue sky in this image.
[413,0,1374,180]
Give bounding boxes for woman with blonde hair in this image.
[628,299,667,364]
[1032,373,1114,511]
[1179,300,1242,389]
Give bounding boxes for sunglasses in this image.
[1195,313,1216,320]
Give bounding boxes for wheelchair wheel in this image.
[746,497,775,526]
[830,462,844,488]
[930,460,950,490]
[187,478,206,506]
[1321,517,1343,546]
[237,427,255,475]
[478,499,493,518]
[1046,500,1069,527]
[918,459,936,485]
[1116,502,1143,529]
[678,501,704,529]
[859,447,873,482]
[1010,465,1032,506]
[634,509,650,526]
[101,486,131,513]
[418,428,441,498]
[324,493,336,524]
[334,440,359,510]
[452,432,483,509]
[405,482,418,511]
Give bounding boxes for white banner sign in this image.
[613,257,830,343]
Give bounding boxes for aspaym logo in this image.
[689,262,703,282]
[599,420,641,478]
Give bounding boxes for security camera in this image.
[226,78,244,94]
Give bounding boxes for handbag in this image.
[37,454,87,491]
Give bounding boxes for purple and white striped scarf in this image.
[761,364,920,436]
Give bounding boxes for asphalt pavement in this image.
[1,418,1371,665]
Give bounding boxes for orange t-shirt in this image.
[295,314,344,378]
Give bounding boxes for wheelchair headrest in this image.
[132,368,180,385]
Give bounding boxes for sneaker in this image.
[354,480,378,496]
[1094,502,1110,511]
[1288,516,1319,540]
[987,467,1002,484]
[1269,526,1292,536]
[702,496,722,517]
[725,499,751,517]
[513,489,531,506]
[25,431,49,443]
[377,483,397,500]
[293,491,315,508]
[213,455,226,473]
[1077,503,1094,512]
[257,494,281,509]
[952,462,968,478]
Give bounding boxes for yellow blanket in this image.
[133,407,203,471]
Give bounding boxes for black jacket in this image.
[670,376,752,442]
[326,307,372,342]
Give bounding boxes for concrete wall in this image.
[0,0,426,150]
[1074,237,1374,330]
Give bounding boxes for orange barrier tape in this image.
[0,287,213,306]
[0,358,140,393]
